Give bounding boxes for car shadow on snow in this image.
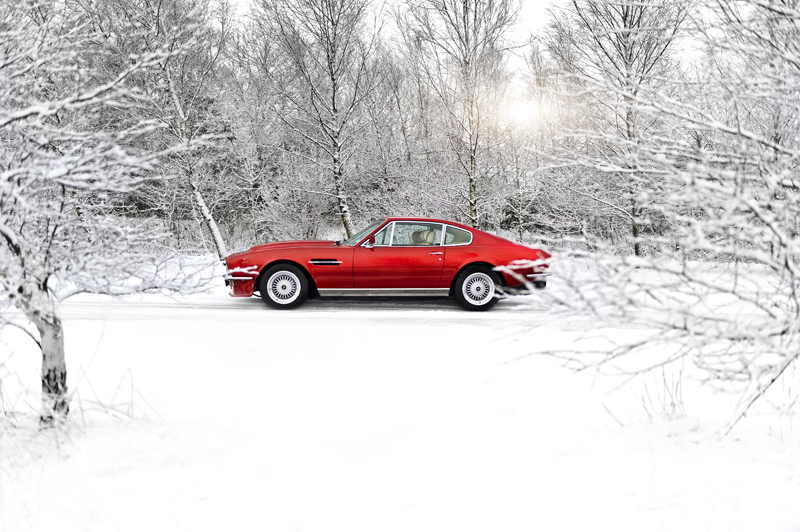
[243,294,541,313]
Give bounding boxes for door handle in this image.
[429,252,443,255]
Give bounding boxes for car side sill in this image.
[318,288,450,297]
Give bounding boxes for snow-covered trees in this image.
[545,0,689,254]
[250,0,383,239]
[0,1,200,421]
[542,0,800,429]
[647,0,800,427]
[397,0,520,228]
[91,0,239,260]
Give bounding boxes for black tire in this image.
[533,281,546,290]
[259,264,309,309]
[453,266,500,311]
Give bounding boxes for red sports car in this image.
[224,218,551,311]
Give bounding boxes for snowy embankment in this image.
[1,262,799,532]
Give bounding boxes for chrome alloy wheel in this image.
[267,270,301,305]
[462,272,495,306]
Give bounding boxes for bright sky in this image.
[519,0,555,32]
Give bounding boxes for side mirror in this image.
[364,235,375,249]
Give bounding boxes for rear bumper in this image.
[525,272,552,282]
[497,270,551,295]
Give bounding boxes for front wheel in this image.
[454,266,500,311]
[260,264,308,309]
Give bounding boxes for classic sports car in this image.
[224,217,551,311]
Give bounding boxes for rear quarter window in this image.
[444,226,472,245]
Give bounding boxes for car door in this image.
[353,221,445,288]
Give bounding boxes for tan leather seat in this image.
[411,229,437,245]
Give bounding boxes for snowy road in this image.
[57,290,553,321]
[2,287,800,532]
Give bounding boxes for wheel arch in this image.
[449,261,505,295]
[255,260,319,298]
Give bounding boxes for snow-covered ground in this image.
[1,271,799,532]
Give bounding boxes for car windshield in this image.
[339,219,386,247]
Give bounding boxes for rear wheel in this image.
[260,264,308,309]
[454,266,500,311]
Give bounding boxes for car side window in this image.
[444,226,472,245]
[372,224,392,246]
[391,222,443,246]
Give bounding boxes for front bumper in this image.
[224,275,256,297]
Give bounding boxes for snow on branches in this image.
[539,0,800,432]
[0,0,211,422]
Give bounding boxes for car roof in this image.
[384,217,474,231]
[347,217,513,248]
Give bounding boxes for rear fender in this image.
[449,261,505,295]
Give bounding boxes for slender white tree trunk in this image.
[333,169,354,238]
[23,288,69,422]
[468,151,478,227]
[190,180,228,260]
[332,138,353,238]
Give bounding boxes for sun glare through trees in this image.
[500,98,545,127]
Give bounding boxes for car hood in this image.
[247,240,337,253]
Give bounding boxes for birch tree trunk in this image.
[30,305,69,422]
[191,180,229,260]
[332,145,354,238]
